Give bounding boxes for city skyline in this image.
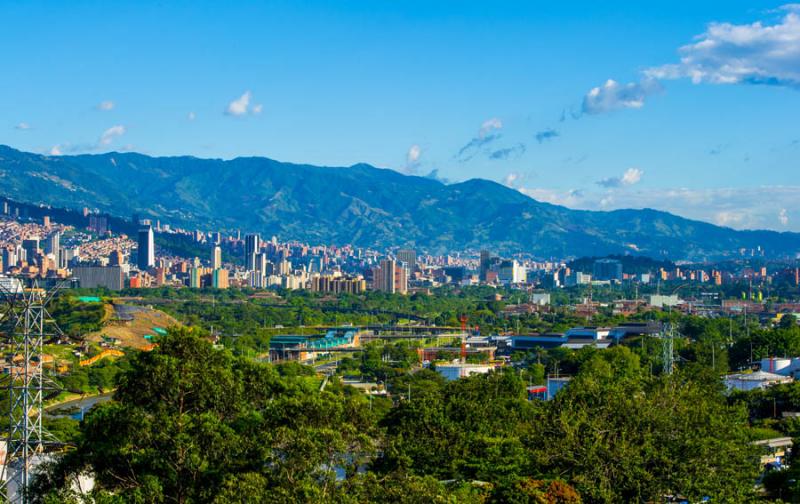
[2,3,799,498]
[2,1,799,231]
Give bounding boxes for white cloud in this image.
[15,122,31,130]
[404,144,422,174]
[646,6,800,87]
[46,125,127,156]
[225,91,255,116]
[99,125,126,146]
[597,167,644,188]
[478,118,503,138]
[252,104,263,115]
[187,112,196,121]
[621,167,643,185]
[578,6,800,117]
[582,78,662,114]
[714,210,748,227]
[518,187,585,207]
[517,185,800,231]
[406,144,421,164]
[97,100,114,111]
[503,172,521,187]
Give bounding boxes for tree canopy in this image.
[33,329,761,503]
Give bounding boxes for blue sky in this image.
[2,1,799,230]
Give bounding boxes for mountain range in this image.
[0,144,797,260]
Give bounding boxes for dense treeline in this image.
[566,254,675,275]
[33,328,761,503]
[49,296,106,339]
[103,286,659,356]
[155,233,240,266]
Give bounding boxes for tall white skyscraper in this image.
[137,226,155,270]
[46,231,61,267]
[244,233,260,271]
[212,245,222,270]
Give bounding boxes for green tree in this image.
[529,347,759,503]
[33,328,377,503]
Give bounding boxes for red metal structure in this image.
[459,315,468,362]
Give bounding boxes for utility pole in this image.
[745,305,752,365]
[662,323,674,376]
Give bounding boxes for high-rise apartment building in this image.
[109,249,125,266]
[46,231,60,260]
[2,248,17,271]
[311,275,366,294]
[397,249,417,272]
[72,266,124,291]
[256,253,269,274]
[479,250,491,282]
[244,234,260,271]
[372,258,408,294]
[137,226,155,270]
[89,215,109,235]
[593,259,623,282]
[498,259,526,284]
[21,238,40,263]
[212,245,222,270]
[277,258,291,276]
[212,268,229,289]
[189,268,202,288]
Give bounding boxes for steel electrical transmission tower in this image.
[0,280,64,503]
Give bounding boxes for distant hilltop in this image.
[0,144,798,260]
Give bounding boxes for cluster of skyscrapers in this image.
[479,250,527,285]
[371,258,408,294]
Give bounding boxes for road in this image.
[45,392,113,420]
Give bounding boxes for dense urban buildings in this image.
[310,274,366,294]
[372,258,408,294]
[0,200,795,301]
[0,199,796,504]
[71,265,124,290]
[593,258,623,282]
[397,248,417,272]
